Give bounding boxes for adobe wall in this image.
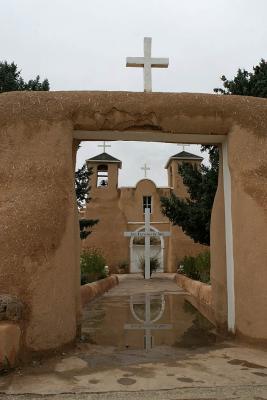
[83,195,129,271]
[167,226,208,272]
[228,125,267,341]
[119,179,170,222]
[0,116,80,352]
[84,177,206,272]
[80,275,119,307]
[0,91,266,350]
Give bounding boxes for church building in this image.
[81,149,207,273]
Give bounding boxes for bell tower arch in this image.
[86,152,122,199]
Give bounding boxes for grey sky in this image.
[2,0,267,185]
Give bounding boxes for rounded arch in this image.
[129,225,164,273]
[97,164,108,171]
[135,178,157,189]
[129,294,166,324]
[129,225,164,249]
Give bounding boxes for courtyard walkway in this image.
[112,272,182,295]
[0,274,267,400]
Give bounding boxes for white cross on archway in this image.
[124,209,170,279]
[98,141,111,153]
[126,37,169,92]
[141,163,150,178]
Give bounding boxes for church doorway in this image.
[130,226,164,273]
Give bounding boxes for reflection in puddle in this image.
[125,294,172,351]
[82,293,218,351]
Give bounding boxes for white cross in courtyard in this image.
[178,144,190,152]
[141,163,150,178]
[126,37,169,92]
[98,141,111,153]
[124,293,172,351]
[124,208,170,279]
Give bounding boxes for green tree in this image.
[75,164,98,240]
[214,58,267,97]
[161,59,267,245]
[0,61,49,93]
[161,146,218,246]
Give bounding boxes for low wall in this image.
[175,273,214,324]
[80,275,119,307]
[175,273,212,306]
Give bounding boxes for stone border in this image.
[175,273,212,306]
[80,275,119,307]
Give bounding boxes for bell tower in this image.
[86,152,122,199]
[165,151,203,197]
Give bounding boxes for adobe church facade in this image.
[82,150,207,273]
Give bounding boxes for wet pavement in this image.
[0,274,267,399]
[82,293,217,351]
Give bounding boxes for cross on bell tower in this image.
[98,141,111,153]
[177,144,190,151]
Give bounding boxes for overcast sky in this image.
[1,0,267,185]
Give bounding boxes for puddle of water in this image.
[227,359,266,369]
[82,293,218,351]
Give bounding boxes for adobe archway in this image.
[0,91,267,353]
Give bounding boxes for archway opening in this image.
[74,132,231,334]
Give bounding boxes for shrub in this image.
[179,255,200,281]
[179,251,210,284]
[117,261,129,274]
[139,255,160,277]
[80,248,107,284]
[195,251,210,283]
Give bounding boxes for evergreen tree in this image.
[0,61,49,93]
[75,164,98,240]
[214,58,267,97]
[161,59,267,245]
[161,146,218,246]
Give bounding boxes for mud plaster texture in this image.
[82,163,206,273]
[80,275,119,307]
[175,274,212,306]
[174,274,214,326]
[0,91,267,353]
[0,322,21,368]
